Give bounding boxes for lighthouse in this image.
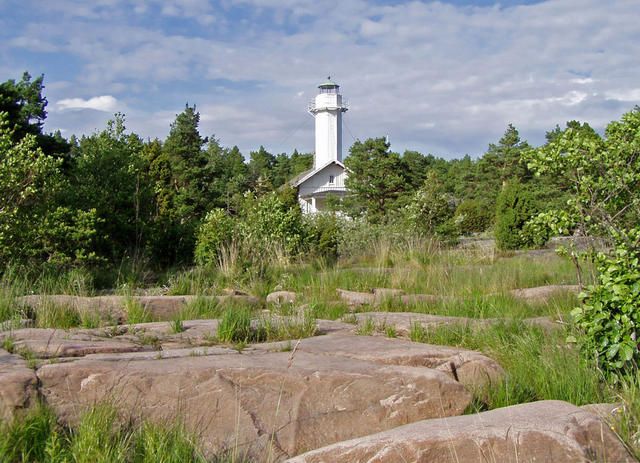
[309,77,348,167]
[295,78,349,214]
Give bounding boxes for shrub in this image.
[494,180,537,250]
[405,172,454,236]
[306,212,340,260]
[455,199,492,234]
[238,192,309,257]
[571,234,640,381]
[194,208,236,266]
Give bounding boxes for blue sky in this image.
[2,0,639,159]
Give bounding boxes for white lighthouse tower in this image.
[295,78,349,214]
[309,77,348,167]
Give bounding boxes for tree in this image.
[344,137,409,220]
[0,113,99,266]
[477,124,532,201]
[494,180,537,250]
[69,114,153,261]
[524,107,640,379]
[0,72,70,159]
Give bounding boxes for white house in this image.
[296,78,349,214]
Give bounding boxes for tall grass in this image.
[0,401,239,463]
[411,321,611,409]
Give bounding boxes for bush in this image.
[455,199,492,234]
[571,233,640,381]
[194,208,235,266]
[494,181,537,250]
[239,192,309,257]
[306,212,340,260]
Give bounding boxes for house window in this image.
[329,175,335,185]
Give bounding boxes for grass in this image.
[217,307,252,343]
[124,298,152,325]
[1,236,635,457]
[0,401,236,463]
[169,318,186,334]
[412,321,611,409]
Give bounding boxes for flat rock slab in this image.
[287,400,637,463]
[352,312,561,335]
[0,348,38,421]
[37,346,472,460]
[508,284,580,303]
[290,334,505,389]
[17,294,262,323]
[0,328,150,359]
[337,285,581,308]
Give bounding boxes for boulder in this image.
[509,284,580,303]
[0,348,38,421]
[267,291,298,305]
[372,288,406,299]
[291,334,505,389]
[336,289,375,306]
[286,400,637,463]
[37,341,473,460]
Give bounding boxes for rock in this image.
[352,312,562,336]
[509,284,580,303]
[267,291,298,305]
[0,348,38,421]
[286,400,637,463]
[580,402,624,420]
[290,334,504,389]
[18,294,127,323]
[221,288,248,296]
[372,288,406,298]
[0,328,149,359]
[37,337,473,460]
[353,312,494,334]
[337,289,444,307]
[336,289,375,306]
[17,294,262,324]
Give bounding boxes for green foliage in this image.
[521,210,573,248]
[571,235,640,380]
[344,137,409,220]
[405,171,457,239]
[0,113,100,267]
[217,307,252,343]
[477,123,532,203]
[494,181,537,250]
[238,191,308,257]
[0,401,58,462]
[65,114,152,262]
[455,199,492,234]
[525,108,640,381]
[194,209,236,266]
[305,212,340,261]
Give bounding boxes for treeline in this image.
[0,73,313,268]
[0,71,625,270]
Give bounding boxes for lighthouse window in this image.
[329,175,335,185]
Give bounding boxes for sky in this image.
[2,0,639,159]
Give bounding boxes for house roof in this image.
[294,160,346,187]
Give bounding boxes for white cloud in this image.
[605,89,640,102]
[57,95,119,112]
[7,0,640,158]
